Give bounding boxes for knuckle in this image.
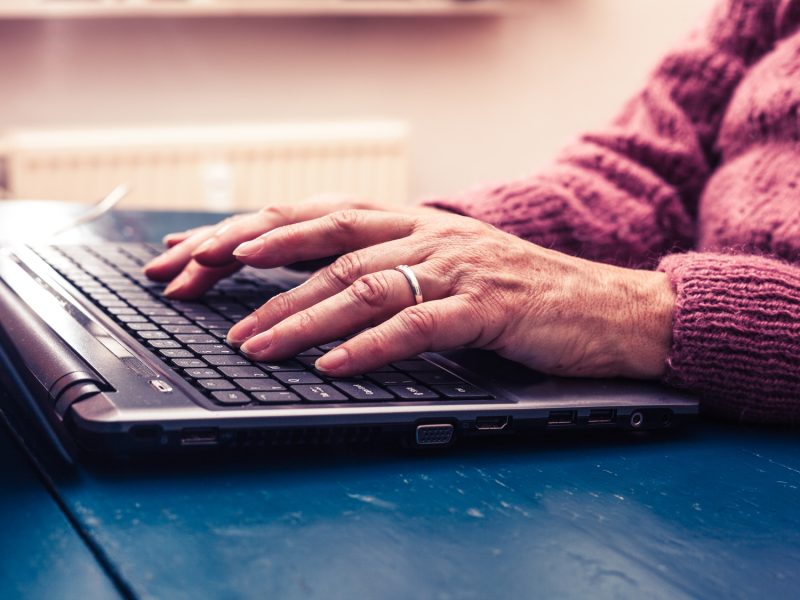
[345,196,376,211]
[279,224,304,248]
[265,291,294,319]
[400,305,437,339]
[351,272,392,308]
[293,309,315,332]
[328,209,362,235]
[363,327,391,355]
[327,253,364,288]
[258,205,292,223]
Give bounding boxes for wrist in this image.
[606,268,676,379]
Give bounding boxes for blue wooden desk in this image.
[0,418,118,598]
[1,203,799,599]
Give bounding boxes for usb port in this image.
[588,409,615,424]
[180,427,219,446]
[547,410,576,426]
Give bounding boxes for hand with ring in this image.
[145,197,677,380]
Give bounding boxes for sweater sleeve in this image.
[658,252,800,423]
[424,0,780,268]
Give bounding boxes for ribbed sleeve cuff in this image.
[658,252,800,423]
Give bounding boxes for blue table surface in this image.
[1,202,799,599]
[0,422,119,599]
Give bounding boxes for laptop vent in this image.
[0,121,409,211]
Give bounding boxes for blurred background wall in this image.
[0,0,715,208]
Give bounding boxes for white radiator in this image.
[0,121,409,211]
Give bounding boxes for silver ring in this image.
[394,264,424,305]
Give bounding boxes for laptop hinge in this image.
[54,380,104,420]
[0,270,108,400]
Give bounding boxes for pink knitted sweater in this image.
[427,0,800,423]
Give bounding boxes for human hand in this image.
[210,208,676,380]
[143,194,439,298]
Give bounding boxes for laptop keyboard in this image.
[31,244,493,408]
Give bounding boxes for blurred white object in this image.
[0,121,409,211]
[201,162,235,212]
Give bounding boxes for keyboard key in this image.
[296,356,321,369]
[152,315,191,326]
[208,300,248,313]
[202,320,234,330]
[189,344,234,355]
[139,330,170,340]
[366,372,417,386]
[96,298,128,309]
[116,293,153,303]
[177,307,220,321]
[204,355,251,367]
[318,340,344,351]
[387,385,439,400]
[212,391,250,405]
[392,359,439,372]
[184,368,221,379]
[148,339,181,349]
[432,384,492,399]
[332,381,393,401]
[140,307,179,317]
[159,349,193,359]
[162,325,203,334]
[126,322,160,331]
[235,379,286,392]
[115,314,148,323]
[293,385,348,403]
[412,371,464,386]
[298,347,323,357]
[203,354,250,367]
[126,300,164,310]
[172,358,208,368]
[198,379,236,391]
[257,360,304,372]
[175,333,217,345]
[273,371,323,385]
[252,391,300,404]
[219,366,267,379]
[107,306,138,316]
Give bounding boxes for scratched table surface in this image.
[1,202,799,599]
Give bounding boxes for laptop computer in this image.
[0,241,698,461]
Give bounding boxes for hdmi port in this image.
[475,416,511,431]
[547,410,576,426]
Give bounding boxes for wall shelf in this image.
[0,0,513,19]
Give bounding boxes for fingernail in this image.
[164,273,189,297]
[192,238,216,257]
[142,255,166,274]
[226,315,258,346]
[233,238,265,257]
[316,347,349,373]
[241,330,273,355]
